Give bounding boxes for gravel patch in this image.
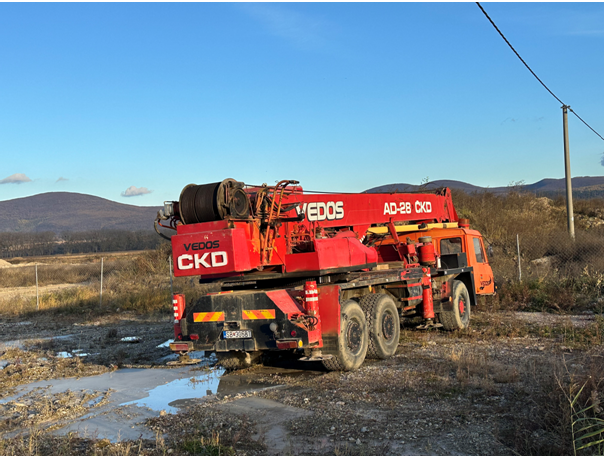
[2,310,602,454]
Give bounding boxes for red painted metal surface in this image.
[305,281,319,310]
[421,269,434,319]
[284,238,377,273]
[172,226,256,278]
[315,285,341,338]
[265,287,324,347]
[418,241,436,266]
[172,294,185,339]
[169,342,192,352]
[265,290,305,316]
[172,294,185,321]
[160,179,496,354]
[174,323,182,341]
[276,340,300,350]
[169,184,459,279]
[304,280,323,347]
[288,190,458,228]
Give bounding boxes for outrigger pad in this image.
[299,354,334,362]
[416,322,444,330]
[166,355,202,366]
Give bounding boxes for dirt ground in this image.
[0,309,601,455]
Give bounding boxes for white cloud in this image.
[56,177,68,182]
[121,186,153,197]
[0,173,32,184]
[502,6,604,38]
[239,3,332,50]
[567,29,604,37]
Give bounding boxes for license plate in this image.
[222,330,252,339]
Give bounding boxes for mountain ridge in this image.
[3,176,604,233]
[0,192,161,233]
[366,176,604,197]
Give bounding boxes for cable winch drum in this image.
[179,178,250,224]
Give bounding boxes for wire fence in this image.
[0,257,175,312]
[2,231,604,312]
[488,229,604,284]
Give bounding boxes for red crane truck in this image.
[155,179,495,371]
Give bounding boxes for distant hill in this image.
[367,176,604,199]
[0,192,161,233]
[4,177,604,234]
[367,180,486,193]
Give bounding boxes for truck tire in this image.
[216,351,261,370]
[438,280,471,331]
[323,300,368,371]
[360,294,400,359]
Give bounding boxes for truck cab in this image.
[404,226,495,296]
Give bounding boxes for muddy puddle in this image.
[0,334,76,352]
[0,355,284,442]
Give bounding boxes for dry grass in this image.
[435,312,604,454]
[451,189,604,313]
[523,355,604,456]
[0,244,210,318]
[0,429,177,456]
[452,312,604,350]
[2,191,604,317]
[0,429,241,456]
[1,263,107,289]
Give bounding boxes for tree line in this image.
[0,230,162,258]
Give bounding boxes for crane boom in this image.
[159,180,459,279]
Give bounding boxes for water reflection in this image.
[120,369,225,413]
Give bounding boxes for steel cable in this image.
[476,2,604,142]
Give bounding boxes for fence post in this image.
[167,256,175,324]
[169,255,174,297]
[516,234,522,282]
[100,258,104,308]
[35,264,39,311]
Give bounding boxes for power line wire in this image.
[476,2,604,142]
[567,108,604,142]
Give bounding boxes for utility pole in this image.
[562,105,575,240]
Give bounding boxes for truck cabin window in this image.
[473,238,485,263]
[440,237,462,255]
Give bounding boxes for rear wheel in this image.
[360,294,400,359]
[323,300,368,371]
[438,280,471,330]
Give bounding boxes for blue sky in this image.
[1,2,603,206]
